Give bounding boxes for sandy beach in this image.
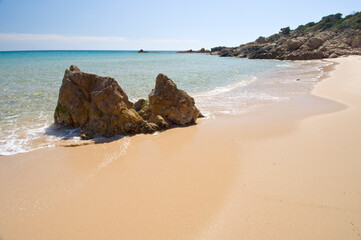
[1,56,361,240]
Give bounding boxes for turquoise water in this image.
[0,51,326,155]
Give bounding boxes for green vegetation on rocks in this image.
[210,12,361,60]
[295,12,361,33]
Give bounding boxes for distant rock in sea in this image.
[210,12,361,60]
[177,48,210,53]
[54,66,201,139]
[138,49,149,53]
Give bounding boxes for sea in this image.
[0,50,330,155]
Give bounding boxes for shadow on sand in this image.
[44,123,127,147]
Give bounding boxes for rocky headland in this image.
[210,12,361,60]
[54,66,201,139]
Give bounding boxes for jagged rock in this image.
[149,74,200,125]
[54,66,156,138]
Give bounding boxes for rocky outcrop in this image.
[54,67,200,138]
[177,48,210,53]
[54,66,155,138]
[211,29,361,60]
[210,12,361,60]
[138,49,149,53]
[148,74,200,125]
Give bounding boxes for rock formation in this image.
[148,74,200,125]
[54,66,201,138]
[210,12,361,60]
[177,48,210,53]
[54,65,156,138]
[138,49,149,53]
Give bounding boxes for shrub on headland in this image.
[280,26,291,36]
[294,12,361,33]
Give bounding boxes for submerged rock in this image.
[148,74,200,125]
[54,65,156,138]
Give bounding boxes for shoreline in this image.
[0,56,327,156]
[1,56,361,239]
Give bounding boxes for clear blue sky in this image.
[0,0,360,51]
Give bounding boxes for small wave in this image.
[0,115,83,156]
[0,120,52,156]
[193,76,257,98]
[276,63,295,68]
[3,114,20,120]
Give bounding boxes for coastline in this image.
[1,56,361,239]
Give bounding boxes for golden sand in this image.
[1,56,360,240]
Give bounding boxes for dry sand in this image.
[1,56,360,240]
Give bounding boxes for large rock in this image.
[149,74,200,125]
[287,39,304,51]
[286,50,324,60]
[54,65,155,138]
[306,37,324,50]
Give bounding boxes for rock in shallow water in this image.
[54,67,200,138]
[54,66,156,138]
[149,74,200,125]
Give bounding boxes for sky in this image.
[0,0,360,51]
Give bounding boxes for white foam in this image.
[276,63,294,68]
[0,112,83,155]
[193,76,257,98]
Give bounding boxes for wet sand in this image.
[1,56,361,240]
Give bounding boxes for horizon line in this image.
[0,49,191,52]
